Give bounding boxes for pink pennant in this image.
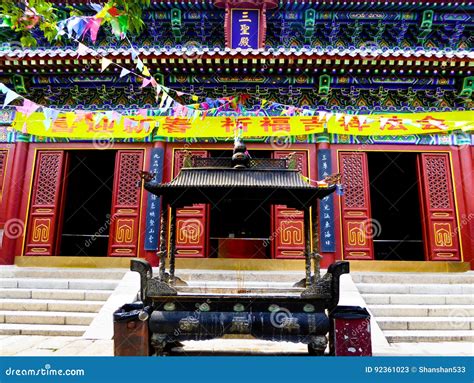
[16,99,40,117]
[88,18,102,43]
[141,78,152,88]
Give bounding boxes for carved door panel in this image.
[174,150,209,258]
[418,153,460,261]
[272,151,308,258]
[339,152,374,260]
[25,151,66,256]
[108,150,144,257]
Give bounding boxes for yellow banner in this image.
[327,111,473,136]
[155,116,325,137]
[13,112,156,138]
[12,111,473,138]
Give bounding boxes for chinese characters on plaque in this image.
[144,148,164,250]
[231,9,260,49]
[318,149,336,252]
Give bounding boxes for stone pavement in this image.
[1,335,472,356]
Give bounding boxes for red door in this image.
[173,150,209,257]
[418,153,460,261]
[339,152,374,260]
[24,151,66,256]
[108,150,144,257]
[271,151,308,258]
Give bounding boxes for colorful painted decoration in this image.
[10,111,473,139]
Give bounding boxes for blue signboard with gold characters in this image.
[231,9,260,49]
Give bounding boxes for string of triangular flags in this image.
[3,4,472,134]
[0,82,237,133]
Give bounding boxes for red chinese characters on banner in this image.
[160,117,192,134]
[261,117,291,133]
[123,118,154,134]
[381,116,409,132]
[86,116,115,133]
[339,117,371,133]
[219,117,253,134]
[50,116,74,134]
[300,117,325,132]
[416,116,449,132]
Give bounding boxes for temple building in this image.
[0,0,472,272]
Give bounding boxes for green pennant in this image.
[117,15,128,34]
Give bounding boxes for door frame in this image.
[333,145,465,263]
[20,143,150,259]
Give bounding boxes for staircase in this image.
[353,272,474,343]
[0,267,126,336]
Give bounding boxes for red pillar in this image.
[316,133,335,269]
[458,146,474,268]
[1,135,29,265]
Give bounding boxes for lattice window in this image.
[425,155,451,209]
[117,153,142,206]
[341,153,366,208]
[174,150,207,177]
[34,153,62,205]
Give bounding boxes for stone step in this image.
[0,311,96,326]
[352,272,474,285]
[0,267,126,280]
[0,278,119,291]
[0,299,103,313]
[356,283,473,295]
[376,317,474,331]
[0,323,88,336]
[0,288,112,301]
[384,330,474,343]
[363,294,474,305]
[172,269,307,283]
[369,305,474,317]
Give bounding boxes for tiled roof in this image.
[0,46,472,60]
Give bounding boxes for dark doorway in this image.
[210,149,271,159]
[208,149,271,258]
[367,152,424,261]
[209,201,271,258]
[59,150,115,256]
